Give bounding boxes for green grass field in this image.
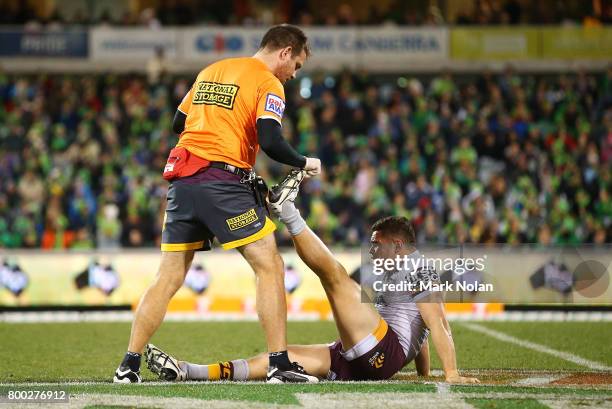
[0,320,610,408]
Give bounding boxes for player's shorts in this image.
[161,167,276,251]
[327,319,406,381]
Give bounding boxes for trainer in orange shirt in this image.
[114,25,321,384]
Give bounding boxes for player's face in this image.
[369,231,395,261]
[277,48,306,84]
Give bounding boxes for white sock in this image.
[280,201,306,236]
[180,359,249,381]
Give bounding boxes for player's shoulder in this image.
[257,73,283,99]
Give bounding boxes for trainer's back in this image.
[176,57,285,169]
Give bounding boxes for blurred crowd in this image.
[1,0,611,29]
[0,67,610,249]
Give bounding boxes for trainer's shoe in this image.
[145,343,187,382]
[113,365,142,383]
[266,362,319,383]
[268,169,305,216]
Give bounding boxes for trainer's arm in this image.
[257,118,307,168]
[417,302,479,384]
[173,109,187,134]
[414,339,430,377]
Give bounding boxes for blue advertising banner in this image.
[0,30,88,57]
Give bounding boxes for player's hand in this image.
[303,157,321,177]
[445,373,480,384]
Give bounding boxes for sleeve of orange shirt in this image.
[177,86,194,115]
[256,77,286,125]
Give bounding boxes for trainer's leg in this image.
[181,344,331,381]
[280,202,380,349]
[128,250,194,354]
[237,234,287,354]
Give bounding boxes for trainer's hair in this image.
[371,216,416,245]
[260,24,311,58]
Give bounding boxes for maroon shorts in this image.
[327,319,406,381]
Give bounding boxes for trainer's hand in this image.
[303,157,321,177]
[445,373,480,384]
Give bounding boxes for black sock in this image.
[121,352,141,372]
[269,351,291,369]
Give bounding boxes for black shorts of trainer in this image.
[161,167,276,251]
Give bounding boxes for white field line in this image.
[514,376,564,385]
[461,322,612,372]
[436,382,451,394]
[539,398,612,409]
[1,311,612,323]
[5,392,610,409]
[0,380,427,387]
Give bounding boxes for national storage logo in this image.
[226,209,259,231]
[192,81,239,110]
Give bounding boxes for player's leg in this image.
[244,344,331,379]
[291,226,382,349]
[269,171,381,350]
[146,343,330,381]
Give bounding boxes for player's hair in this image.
[260,24,311,58]
[371,216,416,245]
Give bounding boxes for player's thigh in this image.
[326,279,382,350]
[287,344,331,378]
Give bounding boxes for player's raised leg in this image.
[293,226,382,349]
[114,250,194,383]
[269,171,381,350]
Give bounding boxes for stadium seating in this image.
[0,69,610,248]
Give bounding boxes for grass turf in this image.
[477,322,612,366]
[3,320,610,382]
[0,320,610,408]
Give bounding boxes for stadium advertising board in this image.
[540,27,612,59]
[89,27,449,69]
[0,251,359,318]
[450,28,539,60]
[1,247,609,311]
[0,30,88,57]
[181,27,448,70]
[451,27,612,60]
[90,28,179,59]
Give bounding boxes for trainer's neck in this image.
[252,51,277,73]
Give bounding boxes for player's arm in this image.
[417,302,479,384]
[414,339,430,377]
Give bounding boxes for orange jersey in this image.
[176,57,285,169]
